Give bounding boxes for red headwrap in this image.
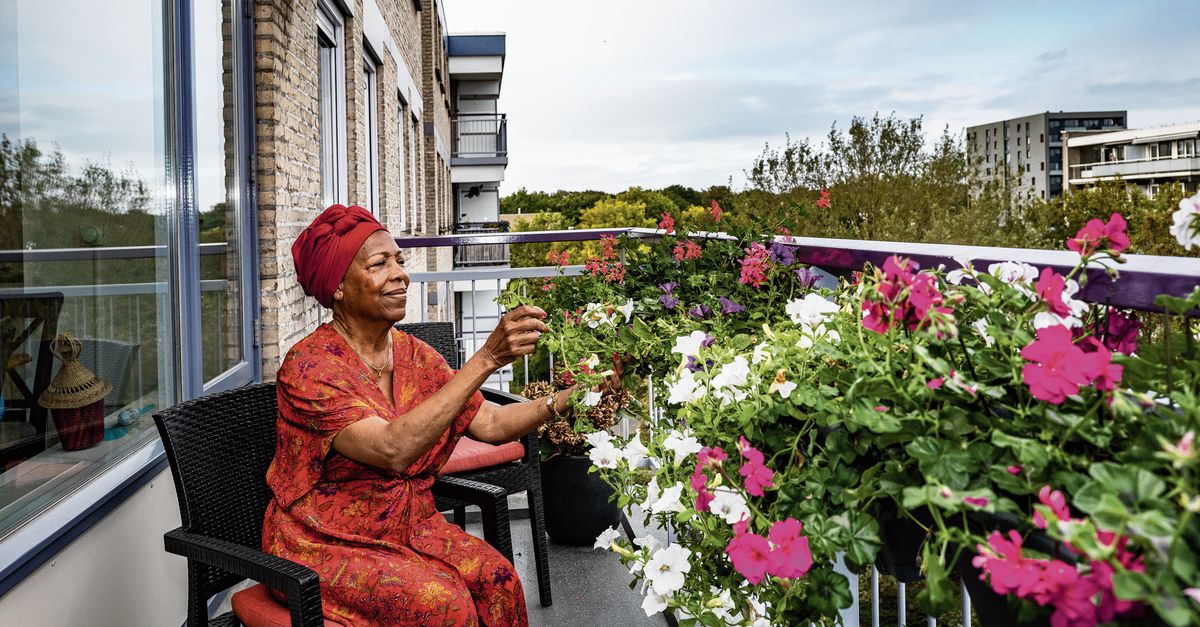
[291,204,388,309]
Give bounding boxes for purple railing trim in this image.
[394,227,631,248]
[401,227,1197,312]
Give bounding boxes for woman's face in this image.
[335,230,410,323]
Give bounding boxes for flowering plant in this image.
[505,195,1200,625]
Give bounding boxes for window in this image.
[1017,137,1022,146]
[0,0,255,555]
[317,3,346,207]
[1041,190,1045,199]
[1041,162,1045,171]
[1027,164,1032,173]
[1040,133,1044,143]
[362,50,380,216]
[1181,140,1196,157]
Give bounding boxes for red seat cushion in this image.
[231,583,342,627]
[441,437,525,474]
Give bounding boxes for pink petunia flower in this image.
[1007,465,1023,475]
[766,518,813,578]
[927,377,945,389]
[737,436,775,497]
[725,531,771,584]
[690,467,713,512]
[1103,309,1141,355]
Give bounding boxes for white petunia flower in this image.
[588,441,621,469]
[1171,192,1200,250]
[642,476,661,510]
[650,482,686,514]
[662,430,703,466]
[785,293,840,326]
[643,544,692,596]
[584,430,613,448]
[796,321,841,349]
[1034,311,1082,330]
[666,369,707,405]
[671,330,710,361]
[710,356,751,391]
[751,342,771,365]
[621,436,650,468]
[772,379,797,399]
[633,534,662,552]
[617,298,635,323]
[987,261,1038,298]
[708,487,751,525]
[593,526,622,551]
[582,390,603,406]
[641,589,669,616]
[584,353,600,370]
[972,319,995,346]
[583,302,615,328]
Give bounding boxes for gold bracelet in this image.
[543,393,561,423]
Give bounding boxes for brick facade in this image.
[253,0,452,379]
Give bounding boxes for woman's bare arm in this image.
[331,306,548,473]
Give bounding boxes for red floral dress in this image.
[263,324,528,626]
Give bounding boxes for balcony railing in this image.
[398,227,1200,626]
[451,113,508,159]
[452,221,511,267]
[1069,154,1200,182]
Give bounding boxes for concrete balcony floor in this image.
[458,497,669,626]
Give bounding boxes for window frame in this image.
[362,47,381,217]
[317,1,348,207]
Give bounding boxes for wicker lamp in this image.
[38,333,112,450]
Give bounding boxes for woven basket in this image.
[38,333,112,410]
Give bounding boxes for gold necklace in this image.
[332,321,393,379]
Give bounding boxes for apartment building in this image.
[0,1,504,622]
[967,111,1127,199]
[1064,121,1200,197]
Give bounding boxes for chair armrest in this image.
[479,387,540,463]
[164,528,324,627]
[433,476,514,563]
[481,387,526,406]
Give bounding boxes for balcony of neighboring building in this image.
[452,219,510,268]
[451,112,508,175]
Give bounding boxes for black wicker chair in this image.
[154,382,513,626]
[398,321,553,607]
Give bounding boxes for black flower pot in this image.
[540,455,621,546]
[872,500,931,583]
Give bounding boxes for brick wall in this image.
[254,0,432,378]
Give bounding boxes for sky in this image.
[444,0,1200,194]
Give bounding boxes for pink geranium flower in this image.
[1033,485,1072,529]
[766,518,813,578]
[737,436,775,497]
[963,496,989,508]
[738,243,772,289]
[816,189,831,209]
[710,199,723,222]
[725,531,771,584]
[658,212,675,235]
[1067,213,1129,257]
[1036,268,1071,317]
[1021,325,1110,403]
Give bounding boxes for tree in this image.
[613,187,678,223]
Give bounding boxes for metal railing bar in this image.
[0,242,228,262]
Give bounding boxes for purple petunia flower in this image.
[718,296,745,315]
[702,333,716,348]
[769,242,796,267]
[685,355,715,372]
[659,294,680,310]
[795,267,820,288]
[688,303,713,319]
[659,281,678,294]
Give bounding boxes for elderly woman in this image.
[263,204,587,626]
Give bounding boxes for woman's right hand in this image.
[478,305,549,370]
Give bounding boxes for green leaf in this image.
[1111,570,1154,601]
